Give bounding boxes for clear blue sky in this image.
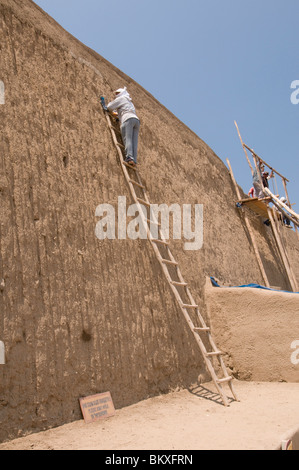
[34,0,299,207]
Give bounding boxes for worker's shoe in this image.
[125,157,136,167]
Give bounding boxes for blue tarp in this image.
[210,276,298,294]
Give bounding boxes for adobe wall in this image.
[0,0,298,441]
[205,278,299,383]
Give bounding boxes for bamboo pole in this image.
[272,209,298,290]
[264,188,299,226]
[243,144,289,182]
[226,158,270,288]
[282,178,291,208]
[234,121,254,174]
[267,208,298,292]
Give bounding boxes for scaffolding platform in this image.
[237,197,271,218]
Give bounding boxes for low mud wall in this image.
[205,278,299,382]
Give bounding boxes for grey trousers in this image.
[253,181,264,199]
[121,118,140,163]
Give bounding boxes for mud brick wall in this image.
[1,0,298,442]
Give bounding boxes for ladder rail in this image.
[144,196,237,401]
[173,259,238,400]
[103,108,238,405]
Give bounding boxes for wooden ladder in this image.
[102,107,238,406]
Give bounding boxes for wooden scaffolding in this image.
[230,122,298,292]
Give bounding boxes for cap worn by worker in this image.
[114,87,132,102]
[115,87,126,95]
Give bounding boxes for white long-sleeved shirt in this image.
[107,93,139,126]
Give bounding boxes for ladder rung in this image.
[151,238,169,246]
[161,258,178,266]
[147,218,161,227]
[137,197,151,207]
[171,280,188,287]
[216,376,232,384]
[116,142,125,149]
[129,179,145,189]
[206,350,222,357]
[122,161,137,171]
[109,124,119,132]
[181,303,198,309]
[194,326,210,332]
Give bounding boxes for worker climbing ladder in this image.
[101,97,238,406]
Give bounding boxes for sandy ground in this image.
[1,380,299,451]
